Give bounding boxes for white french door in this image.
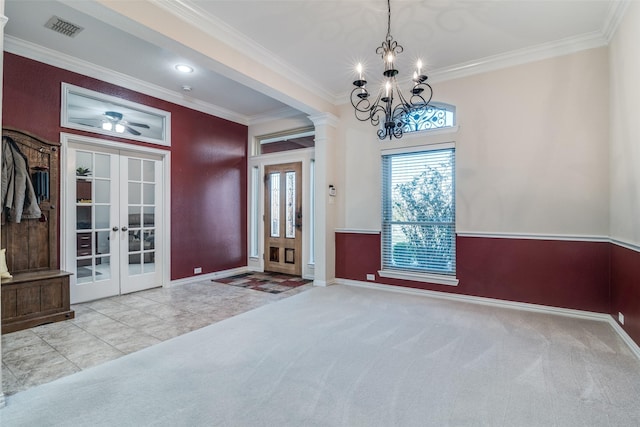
[65,142,164,303]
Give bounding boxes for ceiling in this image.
[3,0,626,126]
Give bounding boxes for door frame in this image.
[248,148,314,279]
[60,132,171,293]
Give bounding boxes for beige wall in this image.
[339,47,610,238]
[610,1,640,246]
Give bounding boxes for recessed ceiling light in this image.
[175,64,193,73]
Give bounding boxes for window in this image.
[401,102,455,134]
[382,148,456,276]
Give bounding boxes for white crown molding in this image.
[602,0,631,42]
[428,31,608,84]
[338,30,609,103]
[151,0,337,105]
[4,35,252,126]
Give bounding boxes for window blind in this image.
[382,148,456,275]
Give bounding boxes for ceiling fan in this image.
[101,111,150,136]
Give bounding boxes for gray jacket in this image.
[2,136,42,223]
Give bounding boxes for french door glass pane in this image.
[94,180,110,203]
[76,150,111,283]
[129,206,141,227]
[94,154,110,178]
[143,184,155,204]
[143,207,155,226]
[127,157,156,277]
[129,183,142,204]
[95,205,110,229]
[128,158,141,181]
[143,160,155,181]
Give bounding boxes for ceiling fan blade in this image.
[124,125,142,136]
[124,125,141,136]
[126,122,150,129]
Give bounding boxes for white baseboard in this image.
[607,317,640,360]
[337,278,640,361]
[169,266,250,287]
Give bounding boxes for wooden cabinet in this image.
[1,270,74,334]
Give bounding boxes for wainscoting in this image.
[335,231,640,348]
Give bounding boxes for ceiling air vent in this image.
[44,16,84,38]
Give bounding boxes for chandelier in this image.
[351,0,433,140]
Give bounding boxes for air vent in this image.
[44,16,84,38]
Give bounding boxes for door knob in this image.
[112,226,119,231]
[122,226,128,232]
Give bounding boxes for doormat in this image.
[215,272,312,294]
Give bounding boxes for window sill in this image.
[378,269,459,286]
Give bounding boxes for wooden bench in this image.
[1,270,74,334]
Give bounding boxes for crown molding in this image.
[602,0,631,42]
[428,31,608,84]
[338,30,609,103]
[5,35,253,126]
[151,0,337,105]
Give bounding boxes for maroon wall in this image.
[2,53,247,280]
[336,232,610,313]
[610,244,640,346]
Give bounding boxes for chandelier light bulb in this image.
[417,59,423,75]
[356,63,363,81]
[102,122,112,131]
[115,123,125,133]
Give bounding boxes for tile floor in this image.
[1,278,313,396]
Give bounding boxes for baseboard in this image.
[169,266,250,287]
[337,278,640,360]
[313,278,337,287]
[607,317,640,360]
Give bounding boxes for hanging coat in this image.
[1,136,42,222]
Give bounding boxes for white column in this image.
[309,113,339,287]
[0,0,8,409]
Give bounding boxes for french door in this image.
[66,143,164,303]
[264,162,302,275]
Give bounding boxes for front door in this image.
[264,162,302,275]
[66,143,164,303]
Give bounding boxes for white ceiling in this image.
[3,0,626,125]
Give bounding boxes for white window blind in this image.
[382,148,456,275]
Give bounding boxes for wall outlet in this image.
[194,267,202,274]
[619,312,625,325]
[366,274,375,281]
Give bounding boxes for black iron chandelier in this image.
[351,0,433,140]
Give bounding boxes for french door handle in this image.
[121,226,128,232]
[112,226,119,232]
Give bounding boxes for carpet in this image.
[1,285,639,426]
[215,271,312,294]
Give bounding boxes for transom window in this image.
[401,102,455,134]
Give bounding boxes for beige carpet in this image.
[1,285,639,426]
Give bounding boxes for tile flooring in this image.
[1,278,313,396]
